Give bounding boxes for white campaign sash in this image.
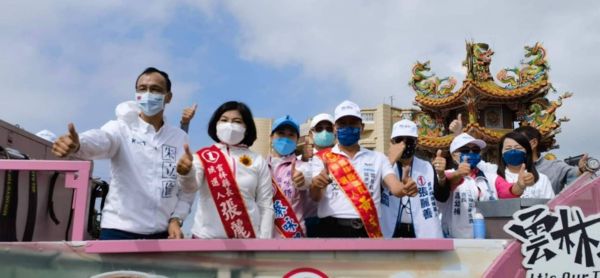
[380,157,443,238]
[440,168,498,238]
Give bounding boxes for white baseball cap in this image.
[334,100,362,122]
[450,133,487,153]
[310,113,335,128]
[391,119,418,138]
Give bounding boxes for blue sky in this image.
[2,1,600,180]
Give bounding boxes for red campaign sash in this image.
[272,175,305,238]
[317,149,383,238]
[197,145,256,238]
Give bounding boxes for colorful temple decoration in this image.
[409,41,571,158]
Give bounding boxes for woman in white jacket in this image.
[495,131,555,200]
[176,101,274,239]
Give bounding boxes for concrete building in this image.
[357,104,419,154]
[250,118,272,158]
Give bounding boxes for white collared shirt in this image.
[76,101,194,235]
[311,145,395,219]
[504,169,555,199]
[178,143,274,239]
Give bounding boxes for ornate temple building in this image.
[408,41,572,162]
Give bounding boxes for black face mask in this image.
[392,137,417,159]
[401,141,417,159]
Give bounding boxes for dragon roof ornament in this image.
[407,41,572,154]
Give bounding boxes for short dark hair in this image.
[207,101,258,147]
[135,67,172,92]
[497,131,539,182]
[514,125,544,154]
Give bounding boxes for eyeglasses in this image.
[313,126,333,133]
[391,136,416,145]
[457,146,481,154]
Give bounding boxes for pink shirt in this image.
[446,169,519,199]
[269,155,312,238]
[495,175,520,198]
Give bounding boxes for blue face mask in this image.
[460,152,481,169]
[337,127,361,146]
[272,137,297,156]
[503,149,526,166]
[313,131,334,147]
[136,92,165,116]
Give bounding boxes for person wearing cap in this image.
[268,115,312,238]
[310,100,418,238]
[302,113,336,162]
[439,132,501,238]
[176,101,274,239]
[380,119,449,238]
[301,113,335,237]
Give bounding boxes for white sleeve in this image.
[476,160,498,173]
[539,174,556,199]
[177,153,203,193]
[76,120,121,160]
[295,160,312,191]
[255,156,274,239]
[311,157,325,178]
[380,152,396,179]
[171,190,196,220]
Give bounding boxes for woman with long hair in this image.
[495,131,554,199]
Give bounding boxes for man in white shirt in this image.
[301,113,335,237]
[52,67,194,240]
[380,119,449,238]
[310,100,417,238]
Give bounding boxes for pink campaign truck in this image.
[1,119,599,278]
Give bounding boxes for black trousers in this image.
[392,223,416,238]
[317,217,369,238]
[99,228,169,240]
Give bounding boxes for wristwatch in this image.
[169,217,183,227]
[586,157,600,172]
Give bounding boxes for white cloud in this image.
[224,0,600,158]
[0,0,213,133]
[1,0,599,167]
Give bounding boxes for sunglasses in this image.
[457,146,481,154]
[313,126,334,133]
[391,136,416,145]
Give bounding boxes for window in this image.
[362,112,374,123]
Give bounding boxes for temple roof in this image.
[415,79,550,110]
[409,42,570,154]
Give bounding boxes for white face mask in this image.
[135,92,165,116]
[216,122,246,145]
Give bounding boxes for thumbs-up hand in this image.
[449,113,463,135]
[301,136,314,162]
[52,123,80,157]
[177,144,194,175]
[401,165,418,197]
[181,104,198,125]
[388,141,406,164]
[432,149,446,176]
[291,160,305,188]
[517,164,535,187]
[455,154,471,178]
[312,166,331,190]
